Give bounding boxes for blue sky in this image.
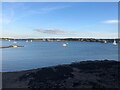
[1,2,118,38]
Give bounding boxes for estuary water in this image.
[0,40,118,72]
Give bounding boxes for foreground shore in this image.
[2,60,120,89]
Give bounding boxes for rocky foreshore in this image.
[2,60,120,89]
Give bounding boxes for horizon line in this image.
[0,37,119,39]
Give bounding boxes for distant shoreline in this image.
[2,60,120,88]
[0,38,120,43]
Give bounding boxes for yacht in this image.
[63,43,67,47]
[26,40,29,42]
[10,45,24,48]
[66,42,69,45]
[13,41,17,44]
[113,40,117,45]
[104,40,107,43]
[12,45,18,48]
[30,40,33,42]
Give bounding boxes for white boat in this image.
[8,40,11,42]
[12,45,18,48]
[113,40,117,45]
[30,40,33,42]
[10,45,24,48]
[104,40,107,43]
[26,40,28,42]
[63,43,67,47]
[13,41,17,44]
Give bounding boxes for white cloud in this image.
[3,29,118,39]
[76,31,118,39]
[103,20,119,24]
[33,28,118,39]
[34,29,65,34]
[40,6,70,13]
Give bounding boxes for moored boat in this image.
[113,40,117,45]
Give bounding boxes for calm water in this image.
[0,40,118,72]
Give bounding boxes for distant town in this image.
[0,38,120,43]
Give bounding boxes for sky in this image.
[1,2,118,39]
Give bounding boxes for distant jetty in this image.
[0,45,24,48]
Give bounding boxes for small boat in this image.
[8,45,23,48]
[10,45,24,48]
[26,40,29,42]
[30,40,33,42]
[104,40,107,43]
[66,42,69,45]
[113,40,117,45]
[63,43,67,47]
[11,45,18,48]
[8,40,11,42]
[13,41,17,44]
